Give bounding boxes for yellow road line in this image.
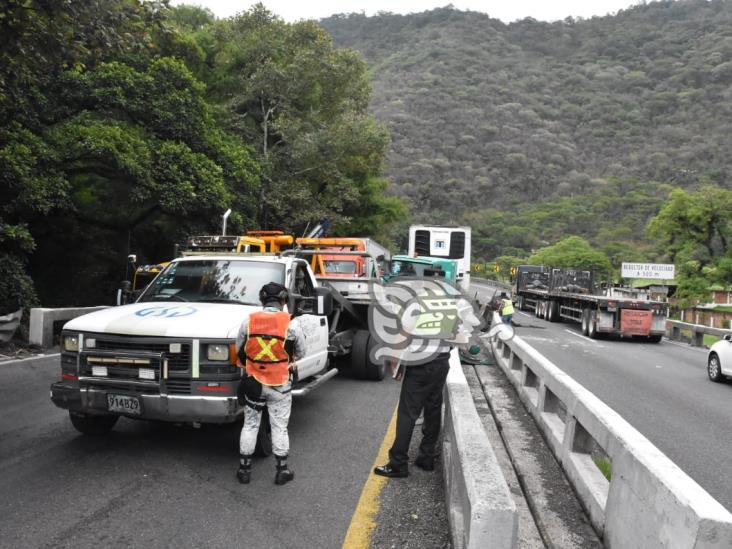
[342,405,398,549]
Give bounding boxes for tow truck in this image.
[51,250,386,442]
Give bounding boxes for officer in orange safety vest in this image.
[235,282,305,485]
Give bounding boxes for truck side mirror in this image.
[117,280,133,306]
[314,286,333,316]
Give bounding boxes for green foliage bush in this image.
[0,254,38,315]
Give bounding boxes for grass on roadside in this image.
[593,455,612,482]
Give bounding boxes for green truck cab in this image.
[384,255,458,283]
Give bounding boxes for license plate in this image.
[107,394,141,415]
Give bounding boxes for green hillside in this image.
[320,1,732,259]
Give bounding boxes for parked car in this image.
[707,334,732,382]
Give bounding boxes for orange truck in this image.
[246,230,294,253]
[294,237,389,278]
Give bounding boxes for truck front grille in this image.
[91,336,191,371]
[165,380,191,395]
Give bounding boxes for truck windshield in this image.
[324,260,357,274]
[138,260,285,305]
[391,261,446,279]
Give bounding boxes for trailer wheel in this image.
[516,295,524,311]
[69,412,118,435]
[254,408,272,457]
[547,301,558,322]
[351,330,386,381]
[535,301,543,318]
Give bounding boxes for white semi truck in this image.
[50,253,386,447]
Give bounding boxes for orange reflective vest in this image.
[244,310,291,386]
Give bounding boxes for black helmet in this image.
[259,282,289,304]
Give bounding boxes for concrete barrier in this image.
[489,323,732,548]
[666,319,732,347]
[29,306,109,348]
[443,349,518,548]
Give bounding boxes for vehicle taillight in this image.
[62,373,78,381]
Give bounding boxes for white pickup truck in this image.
[50,254,384,444]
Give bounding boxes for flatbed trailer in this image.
[514,266,668,342]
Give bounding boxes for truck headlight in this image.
[207,344,229,361]
[63,335,79,352]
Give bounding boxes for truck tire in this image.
[547,301,558,322]
[254,408,272,457]
[587,312,600,339]
[517,295,524,311]
[581,309,590,336]
[69,411,119,435]
[351,330,386,381]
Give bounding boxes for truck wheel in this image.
[517,295,524,311]
[581,310,590,335]
[69,411,118,435]
[547,301,558,322]
[352,330,386,381]
[535,301,543,318]
[587,312,599,339]
[254,408,272,457]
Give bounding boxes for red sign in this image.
[620,309,652,335]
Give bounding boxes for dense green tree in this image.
[1,1,407,312]
[528,236,613,277]
[647,183,732,303]
[1,1,261,307]
[196,4,405,232]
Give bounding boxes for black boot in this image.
[237,454,253,484]
[274,455,294,485]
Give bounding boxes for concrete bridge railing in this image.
[443,350,518,548]
[489,322,732,549]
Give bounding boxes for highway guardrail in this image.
[489,320,732,548]
[443,350,517,548]
[666,319,732,347]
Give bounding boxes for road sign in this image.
[621,262,675,280]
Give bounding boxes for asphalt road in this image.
[0,355,401,549]
[493,303,732,513]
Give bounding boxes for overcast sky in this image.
[171,1,648,23]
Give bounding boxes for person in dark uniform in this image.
[373,351,452,477]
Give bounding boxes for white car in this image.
[707,334,732,382]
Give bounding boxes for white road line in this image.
[564,329,600,344]
[0,353,60,365]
